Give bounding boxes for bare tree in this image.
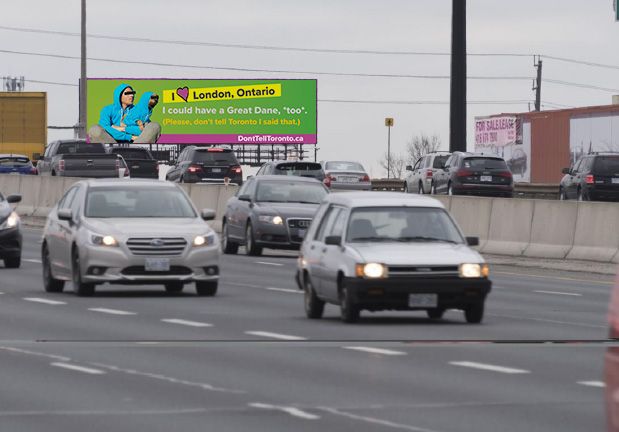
[405,133,442,165]
[378,152,406,179]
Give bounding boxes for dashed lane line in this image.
[266,287,301,294]
[449,361,530,374]
[23,298,66,305]
[161,319,213,328]
[249,403,320,420]
[50,363,105,375]
[534,290,582,297]
[88,308,136,316]
[344,347,407,356]
[256,261,284,267]
[245,331,307,341]
[578,381,605,388]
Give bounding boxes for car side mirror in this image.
[58,208,73,221]
[6,195,22,204]
[32,153,41,161]
[325,236,342,246]
[238,194,251,202]
[201,208,216,221]
[405,165,413,171]
[561,167,570,174]
[466,236,479,247]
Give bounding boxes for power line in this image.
[540,101,576,108]
[27,79,78,87]
[0,25,535,57]
[542,55,619,71]
[543,79,619,93]
[0,48,532,80]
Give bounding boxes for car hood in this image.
[83,218,211,237]
[349,242,483,265]
[254,202,320,218]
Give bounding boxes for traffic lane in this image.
[0,343,605,432]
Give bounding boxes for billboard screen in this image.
[87,79,317,144]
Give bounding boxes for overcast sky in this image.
[2,0,618,176]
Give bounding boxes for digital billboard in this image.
[87,79,317,144]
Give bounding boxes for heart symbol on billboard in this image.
[176,87,189,102]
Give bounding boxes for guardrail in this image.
[371,179,560,200]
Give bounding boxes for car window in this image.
[325,161,365,171]
[58,187,78,210]
[315,206,339,242]
[238,178,254,196]
[113,149,150,159]
[594,156,619,175]
[193,149,238,165]
[69,186,84,218]
[462,157,507,170]
[329,207,348,238]
[273,163,323,177]
[0,156,30,166]
[85,187,197,218]
[56,142,106,154]
[413,158,422,170]
[424,157,432,168]
[572,159,583,173]
[434,155,449,168]
[256,181,328,204]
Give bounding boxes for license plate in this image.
[408,294,438,308]
[298,229,307,239]
[145,258,170,272]
[480,175,492,182]
[10,171,20,175]
[340,177,356,183]
[613,178,619,184]
[211,168,222,173]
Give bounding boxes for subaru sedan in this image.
[41,179,220,296]
[296,192,491,323]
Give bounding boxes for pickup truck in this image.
[37,140,120,178]
[109,147,159,179]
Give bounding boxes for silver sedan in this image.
[320,160,371,191]
[42,179,220,296]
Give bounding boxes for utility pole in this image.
[79,0,87,138]
[533,56,542,111]
[385,117,394,179]
[450,0,467,153]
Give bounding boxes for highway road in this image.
[0,228,614,431]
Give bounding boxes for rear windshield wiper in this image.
[398,236,459,244]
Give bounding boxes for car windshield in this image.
[0,157,30,166]
[274,163,323,177]
[193,150,237,164]
[463,157,507,170]
[433,155,449,168]
[325,161,365,171]
[346,207,464,244]
[56,142,106,154]
[256,181,328,204]
[85,187,197,218]
[113,149,151,159]
[594,156,619,175]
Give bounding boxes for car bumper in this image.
[329,182,372,191]
[0,227,22,258]
[585,185,619,201]
[455,184,513,197]
[78,243,220,284]
[185,172,243,186]
[253,222,305,250]
[343,276,492,311]
[130,173,159,180]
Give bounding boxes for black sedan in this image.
[0,191,22,268]
[222,176,329,256]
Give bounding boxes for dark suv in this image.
[166,146,243,185]
[432,152,513,197]
[255,160,325,182]
[559,153,619,201]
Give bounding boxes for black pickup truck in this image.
[37,140,119,178]
[109,147,159,179]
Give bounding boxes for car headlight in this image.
[89,233,118,247]
[0,212,20,230]
[193,233,216,247]
[460,263,488,278]
[259,215,284,225]
[356,263,388,278]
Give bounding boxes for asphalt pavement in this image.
[0,227,614,431]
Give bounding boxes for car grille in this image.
[287,218,312,243]
[387,265,459,278]
[126,237,187,256]
[121,266,193,276]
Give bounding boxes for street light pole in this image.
[79,0,87,138]
[385,117,394,179]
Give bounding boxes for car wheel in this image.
[448,183,455,196]
[339,279,360,323]
[245,223,262,256]
[195,281,218,296]
[431,182,437,195]
[403,183,409,194]
[164,282,184,293]
[304,274,325,319]
[72,249,95,297]
[577,188,587,202]
[464,303,484,324]
[4,256,21,269]
[559,187,566,201]
[180,176,185,183]
[419,182,425,194]
[427,308,445,319]
[42,244,64,293]
[222,222,239,255]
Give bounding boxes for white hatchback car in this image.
[296,192,492,323]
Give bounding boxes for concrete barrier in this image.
[524,200,578,259]
[14,175,40,216]
[432,195,452,211]
[448,196,492,250]
[213,185,239,232]
[567,202,619,262]
[32,176,68,217]
[482,198,534,256]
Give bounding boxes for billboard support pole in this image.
[79,0,87,138]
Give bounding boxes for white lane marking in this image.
[161,319,213,328]
[449,361,530,374]
[249,403,320,420]
[256,261,284,267]
[88,308,136,316]
[487,313,606,329]
[226,282,264,288]
[344,347,407,356]
[0,292,4,295]
[534,290,582,297]
[23,297,66,305]
[578,381,605,388]
[23,259,42,264]
[0,408,217,417]
[0,346,71,362]
[245,331,307,341]
[318,407,443,432]
[266,287,301,294]
[50,362,105,375]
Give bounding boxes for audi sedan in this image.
[0,190,22,268]
[41,179,220,296]
[222,176,329,256]
[296,192,492,323]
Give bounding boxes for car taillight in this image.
[59,160,65,172]
[426,169,433,179]
[456,170,472,177]
[361,174,370,182]
[156,162,159,175]
[324,173,332,187]
[188,164,203,173]
[206,149,224,152]
[29,166,37,175]
[229,164,242,174]
[115,159,120,171]
[586,174,594,184]
[500,172,513,178]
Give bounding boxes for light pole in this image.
[79,0,87,138]
[385,117,394,178]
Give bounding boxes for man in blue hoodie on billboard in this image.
[88,84,161,143]
[122,92,159,139]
